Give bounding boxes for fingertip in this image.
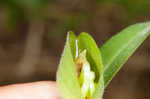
[0,81,62,99]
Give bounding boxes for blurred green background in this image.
[0,0,150,99]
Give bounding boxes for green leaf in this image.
[57,32,104,99]
[56,32,82,99]
[100,22,150,87]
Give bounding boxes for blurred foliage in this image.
[1,0,150,26]
[61,12,88,32]
[1,0,150,37]
[99,0,150,22]
[0,0,49,25]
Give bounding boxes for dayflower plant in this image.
[57,22,150,99]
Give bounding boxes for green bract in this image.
[57,21,150,99]
[57,32,104,99]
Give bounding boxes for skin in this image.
[0,81,61,99]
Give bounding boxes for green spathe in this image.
[57,32,104,99]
